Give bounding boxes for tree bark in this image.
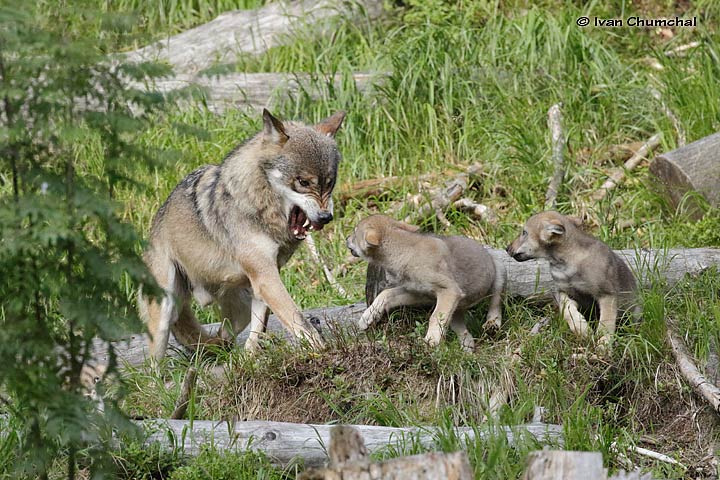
[123,0,384,74]
[522,451,655,480]
[139,419,563,467]
[650,131,720,218]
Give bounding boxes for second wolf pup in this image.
[346,215,505,350]
[506,211,639,346]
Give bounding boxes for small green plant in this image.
[168,446,286,480]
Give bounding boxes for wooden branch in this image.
[299,425,472,479]
[650,131,720,218]
[123,0,384,74]
[545,103,566,210]
[453,198,498,224]
[93,248,720,367]
[305,233,348,298]
[665,41,701,57]
[592,133,663,201]
[170,367,197,420]
[666,323,720,414]
[650,89,686,147]
[139,419,563,467]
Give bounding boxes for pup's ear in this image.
[263,109,289,145]
[315,111,346,138]
[364,228,381,247]
[544,219,565,236]
[392,220,420,233]
[567,216,583,228]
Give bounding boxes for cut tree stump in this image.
[299,425,473,479]
[124,0,383,74]
[522,451,654,480]
[139,419,562,468]
[650,131,720,218]
[94,248,720,367]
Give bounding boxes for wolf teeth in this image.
[303,219,310,228]
[293,229,300,236]
[308,225,315,231]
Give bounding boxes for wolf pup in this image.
[139,109,345,360]
[506,211,639,347]
[346,215,505,351]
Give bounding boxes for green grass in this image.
[10,0,720,478]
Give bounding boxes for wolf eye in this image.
[298,178,310,188]
[522,230,527,237]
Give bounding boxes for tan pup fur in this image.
[506,211,640,347]
[346,215,505,351]
[139,109,345,360]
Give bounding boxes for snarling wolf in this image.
[506,211,640,347]
[346,215,505,351]
[139,109,345,360]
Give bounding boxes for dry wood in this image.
[139,419,563,467]
[665,41,701,57]
[337,173,438,203]
[650,130,720,218]
[545,103,566,210]
[299,425,472,479]
[170,367,197,420]
[123,0,383,74]
[305,233,348,298]
[134,72,380,114]
[650,89,686,147]
[93,248,720,367]
[523,451,655,480]
[666,322,720,414]
[592,133,663,201]
[453,198,498,224]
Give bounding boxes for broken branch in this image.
[545,103,566,210]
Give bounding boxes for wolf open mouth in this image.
[289,205,324,240]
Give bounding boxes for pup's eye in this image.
[298,178,310,188]
[522,230,527,237]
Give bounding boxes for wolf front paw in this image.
[483,314,502,331]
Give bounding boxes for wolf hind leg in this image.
[141,261,182,362]
[450,309,474,351]
[218,287,252,344]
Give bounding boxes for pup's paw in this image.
[597,334,614,355]
[483,315,502,331]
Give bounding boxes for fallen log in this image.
[139,419,563,468]
[137,72,381,114]
[299,425,472,480]
[96,248,720,367]
[650,131,720,218]
[123,0,384,74]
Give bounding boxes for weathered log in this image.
[124,0,384,74]
[96,248,720,367]
[299,425,472,479]
[650,131,720,218]
[139,419,563,467]
[522,451,654,480]
[138,72,381,114]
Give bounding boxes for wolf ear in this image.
[263,109,289,145]
[392,220,420,233]
[364,228,381,247]
[315,111,346,138]
[544,220,565,236]
[567,216,583,228]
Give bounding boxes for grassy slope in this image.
[34,0,720,478]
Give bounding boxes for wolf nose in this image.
[317,211,333,224]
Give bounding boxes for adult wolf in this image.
[140,109,345,360]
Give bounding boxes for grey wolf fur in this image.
[139,109,345,360]
[506,211,639,347]
[346,215,505,351]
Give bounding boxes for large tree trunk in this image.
[123,0,384,74]
[650,131,720,218]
